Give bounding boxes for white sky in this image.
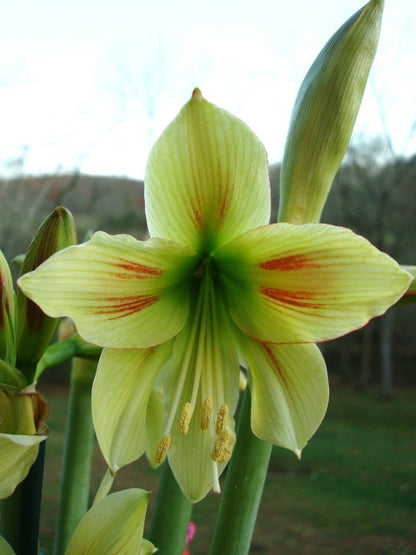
[1,0,415,179]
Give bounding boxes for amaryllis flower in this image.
[18,90,411,501]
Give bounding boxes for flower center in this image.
[154,262,237,492]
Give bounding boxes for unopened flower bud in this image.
[0,249,16,366]
[279,0,384,224]
[16,207,76,375]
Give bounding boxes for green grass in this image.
[39,382,416,554]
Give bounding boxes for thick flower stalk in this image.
[19,89,411,501]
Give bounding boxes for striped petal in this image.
[242,339,328,453]
[0,433,45,500]
[161,306,240,502]
[217,223,412,344]
[65,489,149,555]
[92,345,171,473]
[18,232,196,349]
[145,89,270,251]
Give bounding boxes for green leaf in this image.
[279,0,384,224]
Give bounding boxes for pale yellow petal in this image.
[218,223,411,343]
[19,232,196,349]
[92,345,171,473]
[65,489,149,555]
[242,339,328,453]
[145,88,270,250]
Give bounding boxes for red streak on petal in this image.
[192,206,202,229]
[95,295,158,319]
[260,287,321,309]
[263,343,287,385]
[219,195,228,224]
[113,260,163,278]
[259,255,318,272]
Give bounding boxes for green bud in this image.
[16,207,77,376]
[0,249,16,366]
[279,0,384,224]
[0,359,27,390]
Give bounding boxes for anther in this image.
[155,435,171,464]
[200,398,213,430]
[215,404,229,435]
[179,402,193,435]
[211,429,235,463]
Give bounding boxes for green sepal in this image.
[279,0,384,224]
[16,206,77,375]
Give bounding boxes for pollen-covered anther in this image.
[215,404,229,436]
[200,398,213,431]
[179,402,193,435]
[155,435,171,464]
[211,429,235,463]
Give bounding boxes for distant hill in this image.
[0,164,281,259]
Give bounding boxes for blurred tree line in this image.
[1,139,415,393]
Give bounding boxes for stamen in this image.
[212,461,221,493]
[211,429,235,463]
[215,404,229,435]
[200,398,213,430]
[179,402,193,435]
[163,282,205,437]
[155,435,171,464]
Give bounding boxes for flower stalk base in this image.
[211,388,272,554]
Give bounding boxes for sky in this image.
[1,0,415,179]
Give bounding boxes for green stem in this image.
[0,436,46,555]
[17,441,46,554]
[0,479,22,551]
[53,358,96,555]
[149,462,193,554]
[210,388,272,555]
[1,441,46,555]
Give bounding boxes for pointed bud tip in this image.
[192,88,203,102]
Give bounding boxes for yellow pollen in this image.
[200,398,213,430]
[215,404,229,435]
[179,402,193,435]
[155,435,171,464]
[211,429,235,463]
